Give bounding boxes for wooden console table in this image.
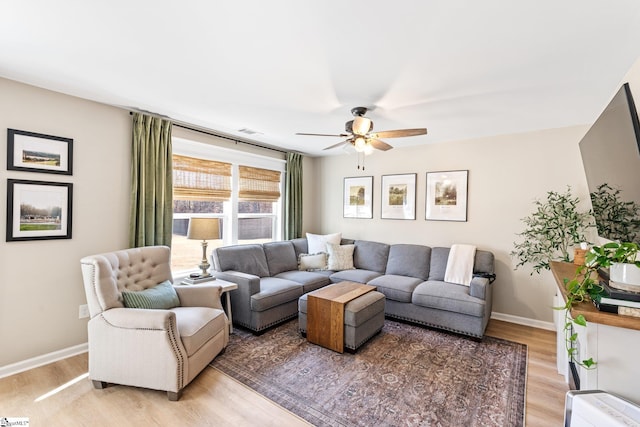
[551,261,640,331]
[307,281,376,353]
[551,261,640,403]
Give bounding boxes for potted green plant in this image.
[601,242,640,289]
[511,187,594,274]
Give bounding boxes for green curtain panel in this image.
[129,113,173,247]
[285,152,303,240]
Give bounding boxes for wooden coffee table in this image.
[306,281,376,353]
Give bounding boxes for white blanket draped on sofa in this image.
[444,244,477,286]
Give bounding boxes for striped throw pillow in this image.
[122,280,180,309]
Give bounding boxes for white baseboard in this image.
[491,311,555,331]
[0,343,88,379]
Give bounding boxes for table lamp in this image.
[187,217,220,278]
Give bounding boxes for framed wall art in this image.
[343,176,373,218]
[6,179,73,241]
[7,129,73,175]
[381,173,416,220]
[425,170,468,221]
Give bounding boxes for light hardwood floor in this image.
[0,319,567,426]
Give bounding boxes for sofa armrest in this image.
[174,284,223,309]
[470,276,490,300]
[215,271,260,295]
[101,308,175,330]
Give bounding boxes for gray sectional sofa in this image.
[211,238,495,338]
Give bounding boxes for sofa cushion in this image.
[307,232,342,254]
[121,280,180,309]
[368,274,423,303]
[330,269,382,284]
[327,243,355,270]
[170,306,227,357]
[428,247,450,281]
[298,253,328,271]
[429,247,494,280]
[213,244,270,278]
[385,244,431,280]
[263,241,298,276]
[412,281,485,317]
[291,238,309,257]
[353,240,390,273]
[251,277,303,312]
[275,270,330,293]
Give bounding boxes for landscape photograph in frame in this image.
[6,179,73,241]
[7,129,73,175]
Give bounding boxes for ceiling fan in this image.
[296,106,427,153]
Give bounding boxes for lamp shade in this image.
[187,217,220,241]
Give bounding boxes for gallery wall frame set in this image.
[5,128,74,242]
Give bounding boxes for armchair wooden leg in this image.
[92,380,108,389]
[167,390,182,401]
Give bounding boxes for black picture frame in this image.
[425,170,469,222]
[6,179,73,241]
[381,173,417,220]
[7,129,73,175]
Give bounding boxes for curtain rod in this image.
[129,111,288,155]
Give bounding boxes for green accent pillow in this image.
[122,280,180,309]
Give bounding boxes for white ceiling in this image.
[2,1,640,156]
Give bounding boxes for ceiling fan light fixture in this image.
[352,116,372,135]
[354,136,367,152]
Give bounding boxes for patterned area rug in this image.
[211,319,526,426]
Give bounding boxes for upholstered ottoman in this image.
[298,287,385,352]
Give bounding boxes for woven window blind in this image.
[239,165,281,201]
[173,154,232,201]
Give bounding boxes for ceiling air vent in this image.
[238,128,262,135]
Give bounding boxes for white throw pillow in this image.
[298,253,328,271]
[327,243,355,271]
[306,232,342,254]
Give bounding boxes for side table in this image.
[179,277,238,334]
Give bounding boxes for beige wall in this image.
[315,126,591,323]
[0,78,131,367]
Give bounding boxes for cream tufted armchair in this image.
[80,246,228,401]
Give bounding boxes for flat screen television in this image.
[579,82,640,245]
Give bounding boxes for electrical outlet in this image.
[78,304,89,319]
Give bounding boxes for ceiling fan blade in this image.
[323,139,352,150]
[369,128,427,138]
[368,138,393,151]
[296,132,350,137]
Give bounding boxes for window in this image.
[171,139,285,273]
